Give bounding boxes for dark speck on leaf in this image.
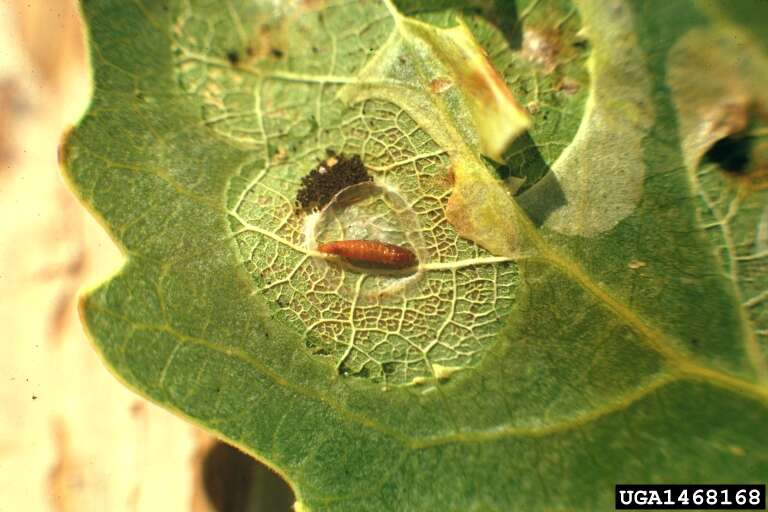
[296,151,372,212]
[226,50,239,65]
[312,46,319,53]
[270,48,284,58]
[32,394,38,400]
[573,39,589,50]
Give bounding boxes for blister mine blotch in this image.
[318,240,417,269]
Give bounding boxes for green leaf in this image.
[62,0,768,510]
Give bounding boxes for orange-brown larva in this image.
[317,240,417,269]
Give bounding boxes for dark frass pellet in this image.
[295,151,372,212]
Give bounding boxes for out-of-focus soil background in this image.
[0,2,293,511]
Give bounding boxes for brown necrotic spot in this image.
[557,77,581,95]
[429,77,453,94]
[295,152,372,212]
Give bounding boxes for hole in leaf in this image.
[705,134,752,173]
[202,441,295,512]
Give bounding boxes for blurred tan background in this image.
[0,2,293,511]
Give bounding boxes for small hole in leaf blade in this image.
[705,135,752,173]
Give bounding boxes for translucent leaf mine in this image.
[519,0,654,237]
[171,1,524,385]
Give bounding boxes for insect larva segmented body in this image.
[317,240,417,269]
